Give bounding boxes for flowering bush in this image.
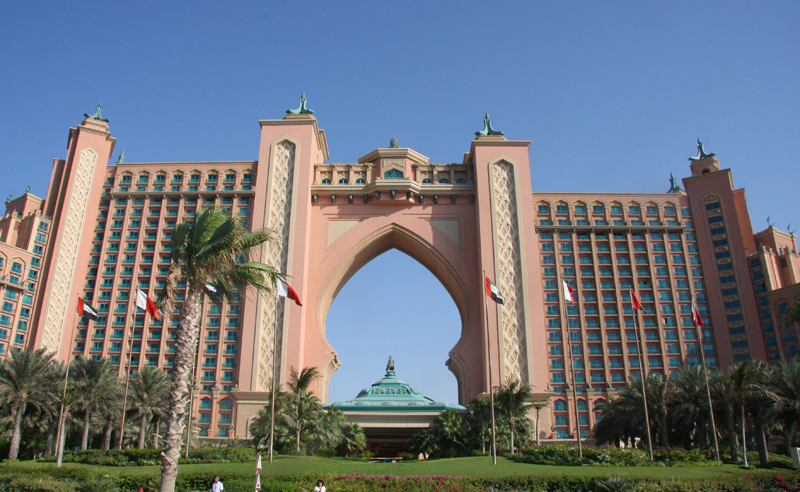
[511,444,718,467]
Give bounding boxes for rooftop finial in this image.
[689,138,715,161]
[667,172,683,193]
[390,137,399,148]
[286,92,314,115]
[116,149,125,164]
[768,215,774,228]
[475,111,504,137]
[386,355,395,374]
[26,185,32,193]
[84,102,110,123]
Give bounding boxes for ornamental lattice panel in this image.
[492,161,528,383]
[41,148,98,352]
[257,141,295,390]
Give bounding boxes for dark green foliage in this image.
[37,447,257,466]
[508,444,718,467]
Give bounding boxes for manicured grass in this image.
[4,456,798,480]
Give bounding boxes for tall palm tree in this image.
[716,360,771,464]
[130,367,171,449]
[71,356,118,450]
[495,378,533,454]
[155,207,281,492]
[287,366,320,453]
[670,365,712,449]
[643,373,673,448]
[282,391,322,454]
[0,348,58,460]
[771,360,800,454]
[339,422,366,457]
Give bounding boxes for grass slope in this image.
[4,456,796,480]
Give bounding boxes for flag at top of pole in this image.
[277,278,303,306]
[629,289,642,311]
[136,289,161,320]
[562,280,576,304]
[485,277,504,304]
[692,297,705,327]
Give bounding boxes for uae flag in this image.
[77,297,99,321]
[562,280,576,304]
[136,289,161,320]
[277,278,302,306]
[485,277,504,304]
[629,289,643,311]
[692,297,705,327]
[204,282,217,293]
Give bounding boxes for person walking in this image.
[313,479,326,492]
[211,475,223,492]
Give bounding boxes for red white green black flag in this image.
[485,277,504,305]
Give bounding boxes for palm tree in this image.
[495,378,533,454]
[0,348,58,460]
[72,356,118,450]
[287,366,320,453]
[465,396,492,452]
[282,391,322,454]
[154,207,281,492]
[643,373,673,448]
[771,361,800,454]
[530,400,549,445]
[249,383,290,449]
[716,360,772,465]
[130,367,170,449]
[339,422,366,457]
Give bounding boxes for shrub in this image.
[315,448,338,458]
[398,452,414,460]
[513,444,718,467]
[361,450,375,458]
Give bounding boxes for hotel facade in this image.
[1,100,798,443]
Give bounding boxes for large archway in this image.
[234,116,546,438]
[325,249,461,405]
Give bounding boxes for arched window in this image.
[219,399,233,410]
[338,178,349,184]
[554,400,567,412]
[577,400,587,411]
[199,398,212,410]
[384,169,403,179]
[321,178,332,184]
[422,178,432,184]
[456,178,467,184]
[355,178,366,184]
[439,178,450,184]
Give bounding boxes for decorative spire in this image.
[390,137,399,148]
[688,138,715,161]
[667,172,683,193]
[26,185,32,193]
[286,92,314,115]
[386,355,395,374]
[768,215,774,228]
[475,111,504,136]
[116,149,125,164]
[83,102,110,123]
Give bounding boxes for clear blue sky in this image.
[1,1,798,404]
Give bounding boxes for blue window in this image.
[384,169,403,179]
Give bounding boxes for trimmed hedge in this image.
[37,447,260,466]
[2,467,799,492]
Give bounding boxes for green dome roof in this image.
[328,357,465,412]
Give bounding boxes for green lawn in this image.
[4,456,798,480]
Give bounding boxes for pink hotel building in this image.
[1,99,799,443]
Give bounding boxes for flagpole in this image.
[694,297,720,462]
[561,279,582,459]
[631,290,654,460]
[268,296,280,464]
[118,308,136,449]
[55,295,80,468]
[483,270,498,466]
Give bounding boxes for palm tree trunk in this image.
[741,405,749,467]
[509,421,515,455]
[140,413,148,449]
[660,414,669,448]
[45,423,55,456]
[535,409,540,445]
[481,428,486,453]
[152,416,160,448]
[81,411,91,450]
[726,405,738,461]
[160,286,203,492]
[785,433,792,458]
[8,404,24,460]
[753,412,768,467]
[56,416,69,467]
[296,399,302,453]
[102,421,112,450]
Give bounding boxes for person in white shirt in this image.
[313,479,326,492]
[211,475,223,492]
